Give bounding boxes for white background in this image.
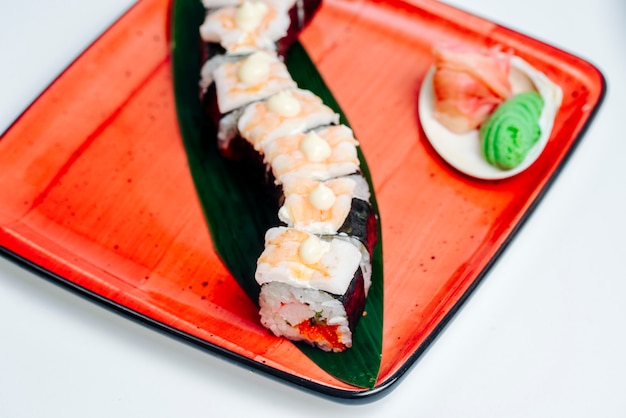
[1,0,625,417]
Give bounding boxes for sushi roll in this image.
[256,227,369,351]
[198,0,322,139]
[200,50,298,149]
[260,125,362,182]
[199,0,321,59]
[197,0,378,351]
[235,88,339,151]
[201,51,296,112]
[200,0,294,55]
[277,173,377,255]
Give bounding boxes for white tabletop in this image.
[1,0,624,416]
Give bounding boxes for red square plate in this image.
[0,0,604,400]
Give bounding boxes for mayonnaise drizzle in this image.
[267,90,301,117]
[298,235,325,264]
[299,131,332,162]
[308,183,336,210]
[237,51,272,85]
[234,1,268,32]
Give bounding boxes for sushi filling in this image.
[258,280,365,352]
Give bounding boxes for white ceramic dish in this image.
[418,55,563,180]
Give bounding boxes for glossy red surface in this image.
[0,0,603,398]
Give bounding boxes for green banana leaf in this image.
[170,0,383,388]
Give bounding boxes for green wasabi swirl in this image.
[480,91,544,170]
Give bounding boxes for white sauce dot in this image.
[308,183,336,211]
[238,51,271,85]
[298,235,324,264]
[267,91,301,117]
[300,131,332,162]
[234,1,268,32]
